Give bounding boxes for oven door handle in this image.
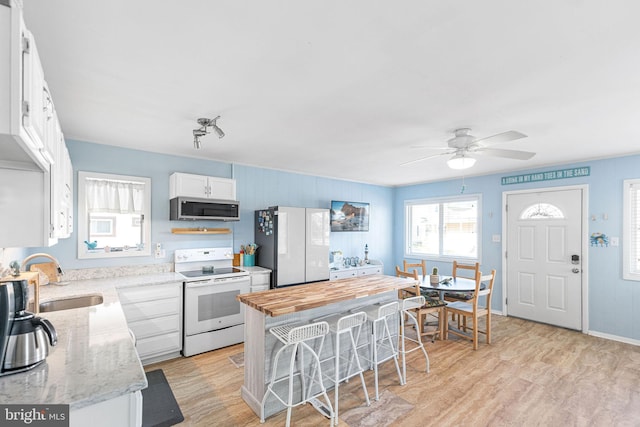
[186,277,249,288]
[186,280,218,288]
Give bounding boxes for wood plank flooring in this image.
[146,316,640,426]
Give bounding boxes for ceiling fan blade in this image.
[400,151,453,166]
[409,145,453,150]
[476,147,536,160]
[474,130,527,146]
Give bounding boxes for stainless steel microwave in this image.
[170,197,240,221]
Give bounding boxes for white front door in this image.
[506,188,583,330]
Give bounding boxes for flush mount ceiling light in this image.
[193,116,225,149]
[447,151,476,170]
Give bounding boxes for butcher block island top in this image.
[237,274,414,316]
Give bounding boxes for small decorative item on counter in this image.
[84,240,98,250]
[364,244,369,264]
[430,267,439,285]
[331,250,343,267]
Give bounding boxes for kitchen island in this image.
[236,274,415,418]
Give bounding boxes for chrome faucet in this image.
[20,253,65,314]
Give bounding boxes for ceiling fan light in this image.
[447,153,476,170]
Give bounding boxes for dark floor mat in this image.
[142,369,185,427]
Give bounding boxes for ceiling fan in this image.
[402,128,535,170]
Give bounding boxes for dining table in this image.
[419,275,479,300]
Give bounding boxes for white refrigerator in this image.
[255,206,330,287]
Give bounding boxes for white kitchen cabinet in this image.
[117,281,182,365]
[330,268,357,280]
[0,1,73,247]
[0,2,51,171]
[169,172,236,200]
[358,264,383,276]
[243,266,271,292]
[71,390,142,427]
[330,261,383,280]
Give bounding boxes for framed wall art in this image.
[330,200,369,232]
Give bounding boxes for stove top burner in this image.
[180,267,245,278]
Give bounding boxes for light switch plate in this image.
[492,234,501,243]
[611,237,619,246]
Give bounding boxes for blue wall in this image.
[37,140,394,273]
[29,139,640,342]
[394,155,640,342]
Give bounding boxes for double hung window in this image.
[405,195,481,261]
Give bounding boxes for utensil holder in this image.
[244,254,255,267]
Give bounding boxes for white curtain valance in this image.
[86,179,145,214]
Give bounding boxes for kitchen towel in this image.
[141,369,184,427]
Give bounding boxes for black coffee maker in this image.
[0,280,57,376]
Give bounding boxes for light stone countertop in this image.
[238,266,271,274]
[0,272,184,410]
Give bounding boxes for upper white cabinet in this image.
[0,2,53,171]
[0,1,73,247]
[170,172,236,201]
[50,115,73,239]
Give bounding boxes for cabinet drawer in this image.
[121,298,180,323]
[118,282,181,304]
[359,266,382,276]
[128,314,180,340]
[330,270,357,280]
[136,331,181,359]
[251,273,270,286]
[251,284,270,292]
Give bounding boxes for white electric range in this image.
[175,247,250,356]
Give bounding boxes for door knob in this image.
[572,268,580,274]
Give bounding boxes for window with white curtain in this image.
[405,195,481,261]
[78,171,151,259]
[623,179,640,281]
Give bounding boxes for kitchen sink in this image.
[38,294,104,313]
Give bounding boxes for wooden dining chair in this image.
[444,261,481,301]
[403,260,427,277]
[395,266,446,341]
[444,269,496,350]
[403,259,440,298]
[444,261,481,324]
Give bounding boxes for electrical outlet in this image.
[154,243,163,258]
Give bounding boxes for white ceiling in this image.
[22,0,640,187]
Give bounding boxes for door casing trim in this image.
[501,184,589,333]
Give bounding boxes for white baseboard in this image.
[588,330,640,346]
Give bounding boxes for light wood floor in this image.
[147,316,640,426]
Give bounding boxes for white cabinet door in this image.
[208,176,236,200]
[170,172,209,198]
[21,30,49,167]
[71,390,142,427]
[170,172,237,200]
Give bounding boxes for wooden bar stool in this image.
[260,321,334,426]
